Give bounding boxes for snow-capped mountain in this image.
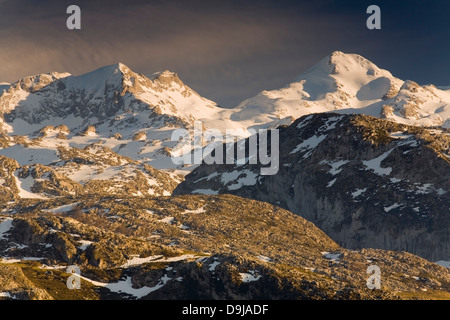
[0,63,235,199]
[0,52,449,200]
[1,54,450,301]
[0,63,237,133]
[233,51,450,129]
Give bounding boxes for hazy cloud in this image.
[0,0,448,105]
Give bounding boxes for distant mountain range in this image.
[0,51,449,300]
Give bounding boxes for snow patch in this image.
[0,292,15,299]
[351,188,367,198]
[290,134,327,158]
[78,240,93,251]
[121,254,202,268]
[226,170,259,191]
[191,189,219,195]
[326,178,337,187]
[181,207,206,215]
[322,252,341,262]
[384,203,401,212]
[362,149,394,176]
[435,261,450,268]
[390,132,413,139]
[80,274,171,299]
[159,217,175,225]
[239,270,261,283]
[0,218,13,240]
[13,173,48,199]
[208,259,220,271]
[320,159,349,175]
[48,203,79,214]
[257,255,272,263]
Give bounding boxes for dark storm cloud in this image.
[0,0,448,106]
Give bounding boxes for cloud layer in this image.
[0,0,448,105]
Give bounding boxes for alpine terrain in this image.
[0,51,449,300]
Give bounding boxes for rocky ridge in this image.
[174,113,450,261]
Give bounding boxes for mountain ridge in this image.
[174,112,450,261]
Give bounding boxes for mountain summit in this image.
[233,51,449,129]
[0,63,222,133]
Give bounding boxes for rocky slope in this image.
[174,113,450,261]
[1,194,449,300]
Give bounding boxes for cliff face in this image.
[174,113,450,261]
[1,195,449,300]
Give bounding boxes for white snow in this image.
[257,255,272,263]
[48,203,79,214]
[322,252,341,261]
[0,292,14,299]
[0,258,22,264]
[194,172,220,183]
[321,159,349,175]
[208,259,220,271]
[0,218,13,240]
[239,270,261,283]
[384,203,401,212]
[121,254,202,268]
[191,189,219,195]
[290,134,327,157]
[326,178,337,187]
[389,132,413,139]
[13,173,48,199]
[351,188,367,198]
[159,216,175,225]
[78,240,93,251]
[362,149,394,176]
[435,261,450,268]
[80,274,171,299]
[226,170,259,190]
[1,257,44,263]
[121,255,164,268]
[415,183,433,195]
[233,51,450,129]
[181,207,206,215]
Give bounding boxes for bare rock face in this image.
[174,113,450,261]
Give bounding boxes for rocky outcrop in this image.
[174,113,450,261]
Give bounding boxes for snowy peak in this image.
[0,62,221,131]
[295,51,400,100]
[63,63,137,94]
[235,51,449,128]
[306,51,392,78]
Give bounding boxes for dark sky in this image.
[0,0,449,106]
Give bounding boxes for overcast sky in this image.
[0,0,449,106]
